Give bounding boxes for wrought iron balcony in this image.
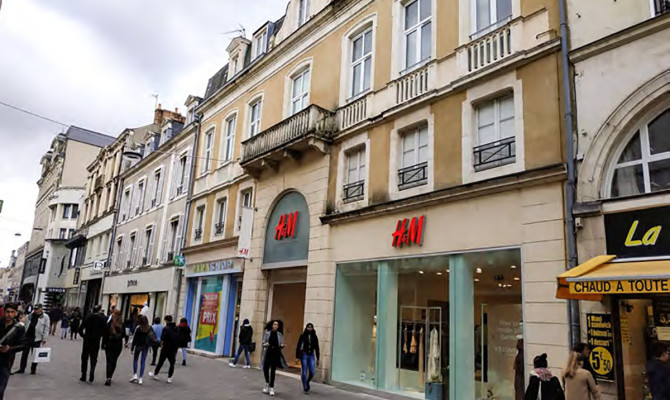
[194,228,203,240]
[473,137,516,170]
[241,105,336,173]
[214,222,224,236]
[398,162,428,190]
[656,0,670,15]
[343,180,365,202]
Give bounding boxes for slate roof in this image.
[66,125,115,148]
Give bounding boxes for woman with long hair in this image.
[261,320,288,396]
[102,309,127,386]
[296,322,320,394]
[130,315,152,384]
[562,351,600,400]
[177,318,192,366]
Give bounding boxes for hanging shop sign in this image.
[185,258,242,278]
[263,191,310,269]
[392,215,426,248]
[570,278,670,295]
[46,287,66,294]
[605,206,670,259]
[173,254,186,267]
[586,313,615,381]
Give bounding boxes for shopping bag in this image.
[34,347,51,363]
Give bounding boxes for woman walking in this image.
[130,315,152,384]
[562,352,600,400]
[177,318,192,366]
[296,322,320,394]
[261,320,287,396]
[229,318,253,368]
[102,309,127,386]
[69,307,82,340]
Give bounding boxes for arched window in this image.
[609,108,670,198]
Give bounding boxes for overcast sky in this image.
[0,0,288,268]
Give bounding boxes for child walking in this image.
[60,313,69,339]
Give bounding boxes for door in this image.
[271,282,306,368]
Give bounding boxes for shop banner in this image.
[195,277,223,353]
[586,313,615,381]
[569,279,670,295]
[605,206,670,259]
[237,207,253,259]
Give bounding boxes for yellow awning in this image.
[556,255,670,300]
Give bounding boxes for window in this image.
[474,95,515,169]
[114,237,123,270]
[169,218,180,256]
[238,188,253,231]
[68,229,75,239]
[129,233,137,268]
[195,206,205,240]
[403,0,432,70]
[231,55,239,75]
[351,28,373,98]
[203,130,214,172]
[71,204,79,219]
[62,204,72,219]
[105,187,112,211]
[223,115,236,162]
[298,0,310,26]
[122,189,130,220]
[136,181,145,215]
[291,69,311,115]
[610,108,670,198]
[475,0,512,34]
[344,147,366,202]
[143,227,154,266]
[151,169,163,206]
[59,229,66,239]
[178,154,188,194]
[50,206,57,222]
[253,29,267,59]
[215,198,227,236]
[249,100,263,137]
[399,126,429,189]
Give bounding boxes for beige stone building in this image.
[102,105,193,321]
[183,0,572,398]
[556,3,670,400]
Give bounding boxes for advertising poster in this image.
[653,299,670,340]
[586,313,615,381]
[195,276,223,353]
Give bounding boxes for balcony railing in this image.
[473,137,516,170]
[194,228,203,240]
[398,162,428,190]
[241,105,336,164]
[467,24,512,72]
[343,180,364,202]
[655,0,670,14]
[214,222,224,236]
[395,64,430,104]
[338,95,368,130]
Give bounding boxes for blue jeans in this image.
[233,344,250,365]
[133,347,149,377]
[181,348,187,361]
[300,353,316,391]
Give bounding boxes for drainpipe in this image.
[172,115,201,317]
[558,0,580,347]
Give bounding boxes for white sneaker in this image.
[138,378,143,385]
[229,362,236,368]
[243,365,251,369]
[166,377,172,384]
[262,384,269,394]
[269,388,275,396]
[149,372,158,380]
[130,374,138,382]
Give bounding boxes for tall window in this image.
[298,0,310,26]
[249,100,263,137]
[253,29,267,59]
[129,233,136,268]
[203,130,214,172]
[291,69,311,115]
[224,115,236,162]
[169,218,180,255]
[610,108,670,198]
[71,204,79,219]
[114,237,123,270]
[231,55,239,75]
[195,206,205,240]
[143,226,154,265]
[403,0,432,70]
[215,198,227,236]
[475,0,512,34]
[344,147,366,201]
[122,189,130,220]
[152,169,163,206]
[136,181,145,215]
[351,28,373,97]
[398,126,429,189]
[62,204,72,219]
[238,189,253,231]
[178,154,187,191]
[59,229,66,239]
[477,95,514,145]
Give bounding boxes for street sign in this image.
[174,254,186,267]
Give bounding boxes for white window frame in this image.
[402,0,432,72]
[350,27,374,99]
[143,225,154,266]
[113,236,124,271]
[128,231,137,269]
[248,97,263,138]
[203,129,214,173]
[400,126,429,169]
[214,196,228,237]
[336,134,371,210]
[475,94,515,146]
[193,204,206,243]
[150,167,164,207]
[223,114,237,162]
[253,28,268,59]
[471,0,513,38]
[235,185,254,235]
[298,0,310,26]
[340,16,377,105]
[290,68,311,115]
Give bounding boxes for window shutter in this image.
[156,169,164,204]
[137,233,146,266]
[131,236,138,267]
[161,223,170,262]
[145,177,154,211]
[183,149,192,193]
[170,158,177,199]
[147,228,155,265]
[175,217,183,255]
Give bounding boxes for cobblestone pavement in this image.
[6,337,379,400]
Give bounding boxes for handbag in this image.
[34,347,51,363]
[248,342,256,352]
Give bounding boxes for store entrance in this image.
[270,282,306,369]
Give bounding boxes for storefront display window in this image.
[195,276,223,353]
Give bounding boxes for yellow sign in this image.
[570,279,670,295]
[590,346,613,376]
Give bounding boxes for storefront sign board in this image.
[605,206,670,259]
[185,258,242,278]
[570,279,670,295]
[392,216,425,248]
[586,313,615,381]
[263,192,309,268]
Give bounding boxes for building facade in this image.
[22,127,114,308]
[5,242,29,303]
[557,3,670,400]
[184,0,571,398]
[102,106,192,322]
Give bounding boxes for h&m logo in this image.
[392,216,425,248]
[275,212,298,240]
[625,220,662,247]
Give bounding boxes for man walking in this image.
[0,303,24,399]
[78,305,107,382]
[16,304,49,375]
[48,304,62,336]
[148,315,179,383]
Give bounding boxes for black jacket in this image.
[524,375,565,400]
[102,321,128,348]
[131,327,153,350]
[295,330,320,360]
[647,359,670,400]
[239,325,253,346]
[177,325,191,348]
[160,323,180,352]
[0,320,24,366]
[78,312,108,342]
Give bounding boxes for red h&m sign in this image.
[275,212,298,240]
[392,216,425,247]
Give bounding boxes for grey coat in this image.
[261,330,288,369]
[24,312,50,343]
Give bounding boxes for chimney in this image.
[154,103,164,126]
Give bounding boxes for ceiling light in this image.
[474,278,480,282]
[436,272,443,275]
[498,283,502,287]
[419,271,424,274]
[476,268,483,274]
[446,269,450,273]
[510,265,517,269]
[514,277,520,281]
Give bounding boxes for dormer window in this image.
[298,0,310,26]
[231,55,239,75]
[253,29,268,59]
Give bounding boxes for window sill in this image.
[345,90,371,105]
[399,58,431,77]
[470,15,513,41]
[474,157,516,172]
[398,180,427,191]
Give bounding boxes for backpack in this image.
[525,375,565,400]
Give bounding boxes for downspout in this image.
[558,0,580,347]
[172,115,201,317]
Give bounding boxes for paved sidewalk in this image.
[5,337,377,400]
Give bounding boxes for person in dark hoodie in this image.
[0,303,25,399]
[647,342,670,400]
[229,318,253,368]
[148,315,180,383]
[524,353,565,400]
[78,305,108,383]
[296,322,320,394]
[177,318,191,366]
[102,309,127,386]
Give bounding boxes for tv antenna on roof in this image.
[221,24,246,38]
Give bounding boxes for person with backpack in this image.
[177,318,191,366]
[129,315,154,385]
[102,309,127,386]
[524,353,565,400]
[562,351,600,400]
[148,315,180,383]
[295,322,320,394]
[150,317,163,366]
[647,342,670,400]
[229,318,253,368]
